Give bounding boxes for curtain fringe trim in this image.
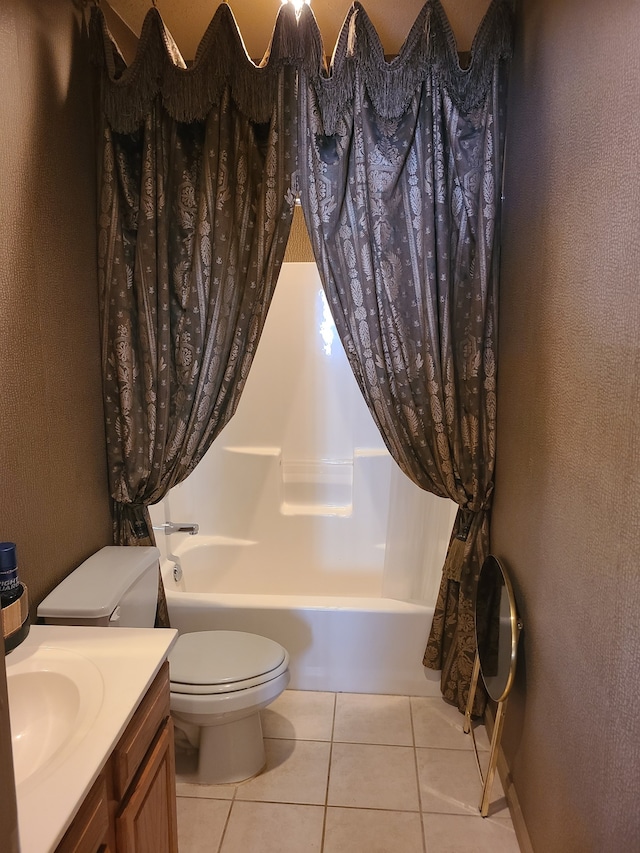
[90,3,301,132]
[300,0,513,136]
[91,0,513,134]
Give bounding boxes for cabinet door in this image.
[56,772,113,853]
[112,664,171,801]
[115,718,178,853]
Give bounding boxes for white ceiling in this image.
[106,0,492,61]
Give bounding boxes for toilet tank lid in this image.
[37,546,160,620]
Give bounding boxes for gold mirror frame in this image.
[463,555,523,817]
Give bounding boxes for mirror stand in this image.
[463,652,510,817]
[463,555,523,818]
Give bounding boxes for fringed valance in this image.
[298,0,513,136]
[90,1,301,132]
[91,0,512,135]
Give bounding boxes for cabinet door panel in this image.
[56,773,111,853]
[112,663,171,800]
[115,718,178,853]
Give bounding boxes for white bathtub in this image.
[161,540,441,697]
[152,264,455,698]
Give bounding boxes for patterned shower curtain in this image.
[296,0,512,712]
[91,4,298,623]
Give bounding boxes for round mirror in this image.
[474,555,521,703]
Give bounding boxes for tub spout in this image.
[154,522,200,535]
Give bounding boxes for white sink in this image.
[7,647,104,791]
[6,625,177,853]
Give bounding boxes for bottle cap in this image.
[0,542,17,570]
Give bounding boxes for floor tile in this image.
[324,807,425,853]
[333,693,413,746]
[416,748,508,817]
[177,797,231,853]
[261,689,335,741]
[220,801,324,853]
[469,720,491,751]
[423,813,520,853]
[175,746,238,798]
[235,738,331,805]
[174,689,519,853]
[328,742,420,811]
[176,778,237,800]
[411,697,489,751]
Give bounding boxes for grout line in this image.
[215,798,234,853]
[223,797,421,812]
[330,691,337,741]
[319,692,337,850]
[410,697,429,853]
[323,802,422,814]
[414,743,478,752]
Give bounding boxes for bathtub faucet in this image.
[154,521,200,535]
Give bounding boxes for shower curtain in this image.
[296,0,512,713]
[91,4,298,623]
[90,0,512,707]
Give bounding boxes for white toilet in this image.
[37,545,290,784]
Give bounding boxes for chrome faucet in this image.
[153,521,199,535]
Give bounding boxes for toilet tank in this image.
[37,546,160,628]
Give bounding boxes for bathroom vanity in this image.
[6,625,178,852]
[57,663,176,852]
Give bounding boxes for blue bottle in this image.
[0,543,21,608]
[0,542,29,652]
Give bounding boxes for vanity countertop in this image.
[6,624,178,853]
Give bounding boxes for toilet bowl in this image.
[37,546,290,785]
[169,630,290,784]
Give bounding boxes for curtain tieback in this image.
[455,508,476,542]
[443,506,488,582]
[114,501,151,540]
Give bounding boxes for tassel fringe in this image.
[90,0,513,135]
[90,3,301,133]
[300,0,514,136]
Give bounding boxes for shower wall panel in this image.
[152,263,456,601]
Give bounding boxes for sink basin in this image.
[5,625,176,853]
[7,647,104,791]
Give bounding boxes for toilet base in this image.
[174,710,266,785]
[170,667,290,785]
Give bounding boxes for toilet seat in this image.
[169,630,289,695]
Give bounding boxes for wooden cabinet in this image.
[56,773,112,853]
[56,662,178,853]
[115,718,177,853]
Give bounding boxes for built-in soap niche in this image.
[280,458,354,517]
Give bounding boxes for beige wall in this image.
[5,0,640,849]
[0,3,116,840]
[0,0,112,615]
[493,0,640,850]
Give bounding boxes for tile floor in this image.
[175,690,521,853]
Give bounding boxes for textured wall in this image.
[284,206,315,263]
[493,0,640,850]
[0,0,112,615]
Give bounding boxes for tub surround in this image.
[151,265,457,610]
[162,558,440,697]
[7,624,177,853]
[150,263,456,700]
